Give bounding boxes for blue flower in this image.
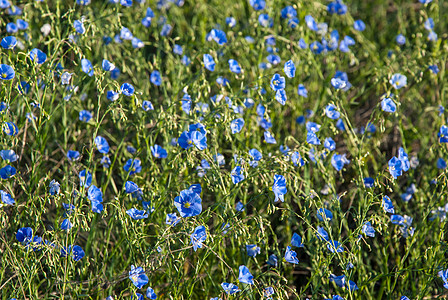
[173,44,183,55]
[272,174,287,202]
[230,118,245,134]
[325,104,340,119]
[390,154,407,179]
[331,153,350,171]
[29,48,47,64]
[81,58,94,76]
[283,60,295,78]
[132,38,144,49]
[61,219,73,230]
[1,36,17,49]
[146,287,157,299]
[275,89,287,105]
[0,64,15,80]
[354,20,366,31]
[382,196,395,213]
[324,137,336,151]
[307,131,321,145]
[228,59,241,74]
[129,265,149,289]
[291,233,304,247]
[362,221,375,237]
[291,152,305,167]
[305,15,318,31]
[0,165,16,179]
[246,244,260,257]
[166,213,180,226]
[0,150,18,162]
[16,227,33,245]
[87,185,103,203]
[330,274,346,287]
[100,156,111,168]
[174,186,202,218]
[364,177,375,188]
[347,280,359,291]
[270,73,285,91]
[331,77,347,90]
[142,100,154,111]
[264,131,277,144]
[191,225,206,251]
[381,98,396,113]
[438,269,448,289]
[126,208,149,220]
[73,20,85,34]
[1,190,15,205]
[284,246,299,264]
[79,169,92,187]
[396,34,406,45]
[429,65,439,74]
[231,166,245,184]
[327,240,344,253]
[258,13,273,27]
[438,125,448,143]
[238,265,254,284]
[124,159,142,175]
[317,208,333,221]
[437,158,447,169]
[107,91,119,101]
[79,110,93,122]
[203,54,215,71]
[150,71,162,86]
[151,144,167,158]
[102,59,115,71]
[209,29,227,45]
[191,130,207,150]
[121,83,135,96]
[95,136,110,154]
[316,226,329,241]
[390,73,407,89]
[67,150,80,161]
[297,84,308,97]
[221,282,240,294]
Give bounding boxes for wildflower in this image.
[1,190,15,205]
[396,34,406,45]
[362,221,375,237]
[354,20,366,31]
[174,186,202,218]
[272,175,287,202]
[126,208,149,220]
[291,152,305,167]
[95,136,110,154]
[129,265,149,289]
[317,208,333,221]
[0,64,15,80]
[0,165,16,179]
[230,118,245,134]
[146,287,157,299]
[61,219,73,230]
[238,265,254,284]
[330,274,346,287]
[124,159,142,175]
[228,59,241,74]
[102,59,115,71]
[221,282,240,294]
[1,36,16,49]
[264,131,277,144]
[151,145,167,158]
[246,244,261,257]
[284,246,299,264]
[324,137,336,151]
[270,74,285,91]
[30,48,47,64]
[121,83,135,96]
[390,73,407,89]
[381,98,396,112]
[166,213,180,226]
[81,58,94,76]
[203,54,215,71]
[291,233,304,247]
[150,71,162,86]
[190,225,206,251]
[79,169,92,187]
[284,60,295,78]
[327,240,344,253]
[297,84,308,97]
[231,166,245,184]
[275,89,287,105]
[16,227,33,245]
[316,226,329,241]
[364,177,375,188]
[388,156,402,179]
[438,125,448,143]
